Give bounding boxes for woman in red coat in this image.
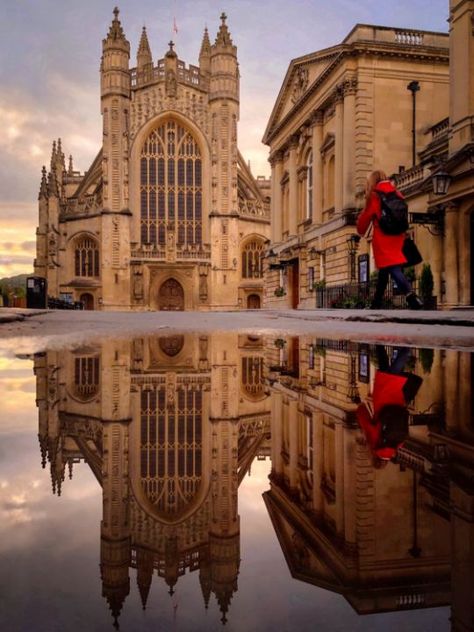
[357,170,422,309]
[357,346,422,465]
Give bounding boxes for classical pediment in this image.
[262,50,340,145]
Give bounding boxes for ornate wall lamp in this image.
[410,168,452,236]
[346,234,361,280]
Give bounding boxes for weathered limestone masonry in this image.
[35,9,270,311]
[263,24,451,309]
[394,0,474,308]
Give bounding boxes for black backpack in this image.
[376,191,409,235]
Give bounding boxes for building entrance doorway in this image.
[289,260,299,309]
[79,293,94,310]
[158,278,184,311]
[247,294,261,309]
[471,213,474,305]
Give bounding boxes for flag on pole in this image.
[173,16,178,34]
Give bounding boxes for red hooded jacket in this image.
[357,371,408,461]
[357,180,407,269]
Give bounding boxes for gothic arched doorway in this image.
[79,293,94,310]
[158,278,184,311]
[247,294,261,309]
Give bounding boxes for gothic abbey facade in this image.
[35,9,270,311]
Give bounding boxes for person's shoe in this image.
[406,293,423,310]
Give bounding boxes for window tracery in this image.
[241,356,264,399]
[74,236,100,277]
[241,239,264,279]
[73,356,100,400]
[140,120,202,247]
[140,385,203,517]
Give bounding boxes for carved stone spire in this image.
[104,6,127,45]
[137,26,152,67]
[200,26,211,58]
[50,140,57,170]
[214,12,234,48]
[47,169,58,198]
[39,166,48,200]
[68,155,74,175]
[56,138,66,172]
[199,27,211,76]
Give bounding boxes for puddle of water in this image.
[1,333,471,631]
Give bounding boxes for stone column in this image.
[288,137,298,236]
[444,350,459,434]
[312,112,324,225]
[342,79,357,211]
[343,426,356,545]
[271,392,283,475]
[444,204,459,306]
[312,411,324,514]
[334,87,344,214]
[288,400,299,490]
[271,153,283,244]
[458,206,470,306]
[335,420,344,534]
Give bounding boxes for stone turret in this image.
[208,14,240,308]
[101,6,130,98]
[209,13,239,104]
[100,7,132,309]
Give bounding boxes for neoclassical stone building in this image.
[263,24,450,308]
[392,0,474,307]
[35,10,270,310]
[34,333,270,625]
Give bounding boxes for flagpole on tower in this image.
[172,0,178,37]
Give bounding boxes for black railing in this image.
[316,279,419,309]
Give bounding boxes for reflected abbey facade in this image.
[34,333,270,625]
[265,338,474,629]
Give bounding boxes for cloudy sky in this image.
[0,0,448,278]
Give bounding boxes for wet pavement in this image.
[0,331,472,631]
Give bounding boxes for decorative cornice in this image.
[264,41,448,146]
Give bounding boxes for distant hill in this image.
[0,273,30,288]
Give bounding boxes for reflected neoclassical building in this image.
[264,338,474,630]
[34,333,270,625]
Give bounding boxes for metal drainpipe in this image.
[407,81,420,168]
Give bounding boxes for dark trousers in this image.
[373,265,412,307]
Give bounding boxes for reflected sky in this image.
[0,334,468,631]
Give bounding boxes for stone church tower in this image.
[35,9,270,310]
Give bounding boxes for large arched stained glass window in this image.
[140,385,203,518]
[140,120,202,247]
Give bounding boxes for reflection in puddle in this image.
[20,335,474,628]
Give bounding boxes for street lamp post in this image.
[407,81,421,168]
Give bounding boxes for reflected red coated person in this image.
[357,347,422,466]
